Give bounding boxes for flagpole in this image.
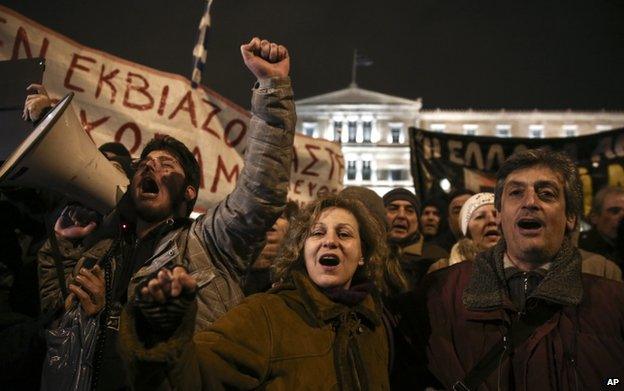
[350,49,357,87]
[191,0,214,89]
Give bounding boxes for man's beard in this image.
[502,232,563,266]
[134,200,173,223]
[132,174,187,223]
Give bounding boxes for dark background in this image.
[2,0,624,110]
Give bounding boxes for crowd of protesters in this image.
[1,37,623,390]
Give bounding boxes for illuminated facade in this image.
[296,85,624,196]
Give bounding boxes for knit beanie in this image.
[459,192,495,236]
[382,188,420,215]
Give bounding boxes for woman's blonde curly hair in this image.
[272,194,389,291]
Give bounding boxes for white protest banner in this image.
[0,6,343,209]
[289,133,345,206]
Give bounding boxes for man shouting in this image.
[38,37,296,390]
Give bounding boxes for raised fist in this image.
[241,37,290,81]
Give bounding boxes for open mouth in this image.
[517,218,543,230]
[140,176,160,195]
[392,222,408,231]
[484,228,500,238]
[319,254,340,267]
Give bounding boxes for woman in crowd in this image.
[339,186,410,299]
[428,192,500,273]
[119,194,391,390]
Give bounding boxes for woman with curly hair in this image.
[119,194,391,390]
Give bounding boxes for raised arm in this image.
[196,37,296,278]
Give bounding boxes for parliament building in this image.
[295,84,624,196]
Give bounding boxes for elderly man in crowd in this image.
[579,185,624,271]
[405,149,624,390]
[37,37,295,390]
[383,188,447,288]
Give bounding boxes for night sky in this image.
[3,0,624,111]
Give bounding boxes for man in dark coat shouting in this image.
[404,148,624,390]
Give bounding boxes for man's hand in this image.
[22,83,53,122]
[141,266,197,303]
[135,267,197,336]
[240,37,290,81]
[68,265,105,316]
[54,205,100,240]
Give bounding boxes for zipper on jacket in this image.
[523,274,528,296]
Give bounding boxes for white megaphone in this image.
[0,92,129,214]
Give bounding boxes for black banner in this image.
[409,126,624,215]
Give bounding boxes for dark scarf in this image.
[323,280,378,391]
[323,281,375,307]
[463,237,583,311]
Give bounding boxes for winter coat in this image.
[579,248,622,281]
[37,76,296,389]
[403,237,624,390]
[398,235,448,289]
[427,239,622,282]
[119,271,390,390]
[579,227,623,270]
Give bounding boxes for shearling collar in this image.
[449,238,480,265]
[278,272,382,328]
[401,234,424,256]
[462,237,583,311]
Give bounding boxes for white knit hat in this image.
[459,192,495,236]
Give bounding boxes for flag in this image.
[350,49,373,86]
[355,51,373,67]
[191,0,214,89]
